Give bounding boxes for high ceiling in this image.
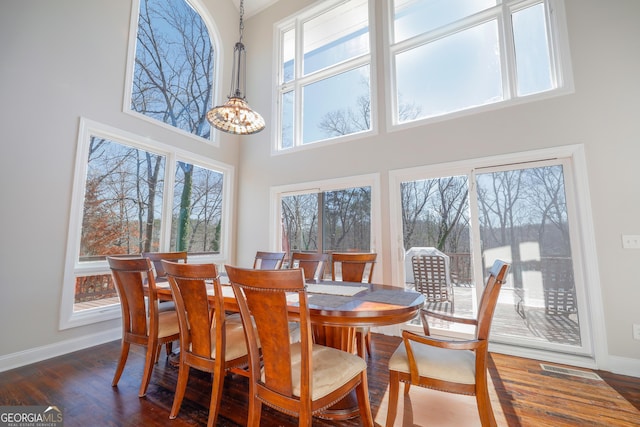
[232,0,280,17]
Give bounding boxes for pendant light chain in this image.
[238,0,245,43]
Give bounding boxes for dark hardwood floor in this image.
[1,334,638,426]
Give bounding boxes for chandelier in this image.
[207,0,265,135]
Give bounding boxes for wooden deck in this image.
[409,284,581,347]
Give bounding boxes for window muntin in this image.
[128,0,215,140]
[276,0,372,151]
[391,0,566,125]
[62,119,232,328]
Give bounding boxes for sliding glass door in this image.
[390,151,593,357]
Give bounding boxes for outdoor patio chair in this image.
[412,254,455,312]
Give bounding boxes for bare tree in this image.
[132,0,213,138]
[184,167,223,252]
[401,180,436,248]
[133,0,216,252]
[282,194,318,252]
[318,91,422,137]
[527,166,570,256]
[401,177,469,252]
[324,188,371,251]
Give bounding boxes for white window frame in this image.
[272,0,378,155]
[60,118,235,330]
[269,173,383,282]
[383,0,574,132]
[122,0,224,145]
[388,144,607,368]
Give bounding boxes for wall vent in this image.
[540,364,602,381]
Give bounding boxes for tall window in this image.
[126,0,216,140]
[390,0,571,126]
[61,119,233,328]
[276,0,373,151]
[282,188,372,255]
[272,174,382,278]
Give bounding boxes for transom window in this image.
[61,119,233,329]
[390,0,571,125]
[274,0,571,152]
[276,0,373,151]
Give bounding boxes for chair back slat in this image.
[108,257,156,337]
[143,251,187,281]
[331,252,377,283]
[162,262,223,359]
[253,251,286,269]
[226,266,308,397]
[476,260,510,340]
[290,252,328,280]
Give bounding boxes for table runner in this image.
[305,283,368,296]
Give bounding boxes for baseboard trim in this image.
[605,355,640,378]
[0,328,120,372]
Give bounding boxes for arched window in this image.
[125,0,217,140]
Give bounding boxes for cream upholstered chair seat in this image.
[202,313,250,361]
[388,343,475,385]
[157,311,181,338]
[283,342,368,400]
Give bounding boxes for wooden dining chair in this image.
[107,257,180,398]
[331,252,377,357]
[142,251,187,282]
[253,251,286,269]
[385,260,511,427]
[162,260,250,427]
[290,252,328,281]
[142,251,187,312]
[225,265,374,427]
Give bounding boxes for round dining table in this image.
[155,277,425,421]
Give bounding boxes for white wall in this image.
[0,0,242,367]
[236,0,640,375]
[0,0,638,376]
